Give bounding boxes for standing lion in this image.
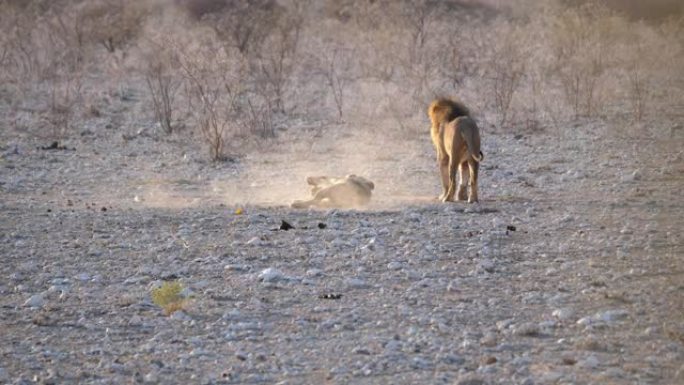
[428,98,483,203]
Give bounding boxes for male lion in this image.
[291,175,375,209]
[428,98,483,203]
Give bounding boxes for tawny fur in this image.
[427,98,483,203]
[291,175,375,209]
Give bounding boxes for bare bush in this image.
[627,57,646,122]
[397,0,441,109]
[78,0,151,53]
[547,4,616,118]
[175,40,246,161]
[322,48,353,122]
[143,40,180,134]
[205,0,283,56]
[244,97,275,138]
[0,3,87,137]
[44,77,81,139]
[252,12,302,114]
[1,4,50,84]
[484,21,527,128]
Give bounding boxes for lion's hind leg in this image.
[456,161,468,201]
[467,159,479,203]
[443,156,459,202]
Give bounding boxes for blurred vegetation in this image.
[150,280,186,316]
[0,0,682,157]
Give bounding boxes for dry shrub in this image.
[322,47,355,122]
[477,1,680,129]
[204,0,284,55]
[396,0,442,110]
[78,0,152,53]
[142,39,180,134]
[150,281,186,316]
[178,0,228,19]
[244,97,275,138]
[44,76,83,139]
[0,2,87,137]
[546,3,619,118]
[175,34,248,161]
[0,4,54,84]
[251,7,303,114]
[484,19,527,127]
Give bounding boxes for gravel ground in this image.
[1,113,683,384]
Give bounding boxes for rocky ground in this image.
[1,106,683,384]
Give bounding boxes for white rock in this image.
[539,320,557,331]
[180,287,194,298]
[24,294,45,308]
[306,268,323,277]
[539,371,563,383]
[598,309,629,322]
[602,367,626,378]
[387,261,404,270]
[192,280,211,289]
[552,308,575,321]
[577,309,629,326]
[346,278,370,289]
[496,319,514,331]
[384,340,402,351]
[228,321,262,332]
[480,332,497,347]
[189,348,210,357]
[441,353,465,365]
[455,374,486,385]
[224,264,250,272]
[170,311,191,321]
[75,273,91,282]
[578,354,600,369]
[246,237,263,246]
[258,268,285,283]
[144,372,159,383]
[411,356,431,369]
[447,280,461,292]
[513,322,540,337]
[548,293,571,306]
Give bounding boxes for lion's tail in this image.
[472,150,484,162]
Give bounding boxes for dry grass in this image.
[150,281,187,316]
[0,0,681,147]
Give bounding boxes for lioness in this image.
[291,175,375,209]
[428,98,483,203]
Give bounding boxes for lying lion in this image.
[291,175,375,209]
[428,98,483,203]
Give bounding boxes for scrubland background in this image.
[1,0,682,161]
